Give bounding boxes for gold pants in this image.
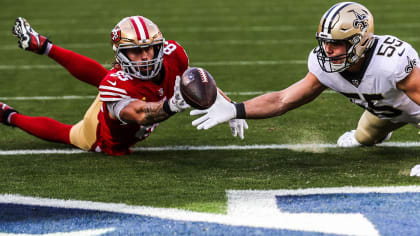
[355,110,406,145]
[69,95,102,150]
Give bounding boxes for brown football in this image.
[180,67,217,109]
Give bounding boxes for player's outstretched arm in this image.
[12,17,107,87]
[116,76,189,126]
[191,72,326,130]
[242,72,326,118]
[119,100,172,126]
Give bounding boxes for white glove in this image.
[191,92,237,130]
[168,76,190,113]
[229,119,248,139]
[410,164,420,177]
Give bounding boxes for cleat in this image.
[337,130,362,147]
[0,102,18,126]
[12,17,51,54]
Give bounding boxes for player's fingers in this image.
[192,115,209,127]
[231,125,238,137]
[174,76,181,91]
[203,119,219,130]
[190,109,208,116]
[197,118,212,130]
[239,125,244,139]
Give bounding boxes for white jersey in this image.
[308,35,420,124]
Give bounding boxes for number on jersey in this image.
[110,71,132,81]
[341,92,402,118]
[164,42,177,55]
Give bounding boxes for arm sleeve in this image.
[106,98,138,124]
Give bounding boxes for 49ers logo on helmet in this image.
[111,26,121,43]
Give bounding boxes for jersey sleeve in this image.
[393,42,420,84]
[98,71,132,102]
[165,40,189,72]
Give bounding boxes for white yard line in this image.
[0,60,306,70]
[0,142,420,155]
[0,90,337,101]
[2,186,420,235]
[2,37,419,51]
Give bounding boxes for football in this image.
[180,67,217,109]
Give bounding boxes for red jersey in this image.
[95,40,189,155]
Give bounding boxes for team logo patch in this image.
[351,79,360,87]
[111,26,121,43]
[352,10,369,31]
[405,56,417,73]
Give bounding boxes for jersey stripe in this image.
[98,85,128,94]
[129,17,141,40]
[99,91,130,99]
[100,97,127,102]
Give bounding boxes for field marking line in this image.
[2,37,419,50]
[2,186,420,235]
[0,228,116,236]
[0,90,337,101]
[1,142,420,155]
[0,60,306,70]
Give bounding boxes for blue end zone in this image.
[276,192,420,235]
[0,203,334,235]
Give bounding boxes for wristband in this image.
[163,100,176,116]
[234,103,246,119]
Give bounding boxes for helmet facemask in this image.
[315,34,363,73]
[115,40,164,80]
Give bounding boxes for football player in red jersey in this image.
[4,16,248,155]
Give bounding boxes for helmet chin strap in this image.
[330,63,347,72]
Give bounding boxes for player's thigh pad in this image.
[69,95,102,151]
[355,110,406,145]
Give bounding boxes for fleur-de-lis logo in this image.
[111,26,121,43]
[352,10,368,31]
[405,56,417,73]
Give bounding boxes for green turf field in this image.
[0,0,420,214]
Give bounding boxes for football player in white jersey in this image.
[190,2,420,147]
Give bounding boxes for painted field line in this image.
[0,90,337,101]
[2,37,419,51]
[0,60,306,71]
[3,22,420,36]
[1,186,420,235]
[0,95,96,101]
[0,39,315,50]
[1,142,420,155]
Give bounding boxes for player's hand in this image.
[191,92,237,129]
[229,119,248,139]
[169,76,190,112]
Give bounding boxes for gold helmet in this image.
[315,2,374,72]
[111,16,165,80]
